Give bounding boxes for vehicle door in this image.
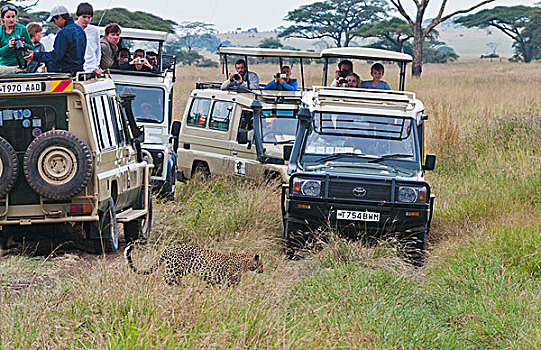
[229,109,259,179]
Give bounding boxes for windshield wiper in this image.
[273,139,295,145]
[368,153,413,163]
[135,117,160,123]
[315,152,371,163]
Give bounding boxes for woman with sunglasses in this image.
[0,5,33,72]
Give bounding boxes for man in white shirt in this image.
[76,2,101,75]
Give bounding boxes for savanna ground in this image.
[1,60,540,349]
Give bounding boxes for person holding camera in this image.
[330,59,354,87]
[119,48,153,72]
[24,5,86,74]
[0,5,33,72]
[264,65,298,91]
[99,23,121,71]
[115,47,130,69]
[221,59,259,90]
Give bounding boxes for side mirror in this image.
[171,120,181,137]
[135,125,145,143]
[283,144,293,161]
[237,130,248,144]
[423,154,436,171]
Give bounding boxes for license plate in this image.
[336,210,380,222]
[0,82,43,94]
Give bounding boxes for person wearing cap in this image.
[0,5,33,72]
[24,5,86,74]
[76,2,101,75]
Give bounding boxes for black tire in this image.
[284,220,305,259]
[0,136,18,198]
[157,164,176,201]
[191,162,210,182]
[23,130,93,200]
[93,198,119,253]
[124,188,153,243]
[400,229,427,267]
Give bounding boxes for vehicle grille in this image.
[328,179,392,202]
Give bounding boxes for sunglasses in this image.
[1,5,16,13]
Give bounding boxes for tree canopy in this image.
[176,21,217,51]
[91,8,177,33]
[455,6,541,62]
[278,0,389,47]
[259,38,283,49]
[389,0,495,76]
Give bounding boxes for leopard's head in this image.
[245,254,264,274]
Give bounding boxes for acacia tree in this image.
[455,6,541,63]
[278,0,389,47]
[353,17,414,52]
[176,21,217,51]
[389,0,495,76]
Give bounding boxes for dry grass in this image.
[1,60,540,349]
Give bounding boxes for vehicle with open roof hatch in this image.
[100,27,179,200]
[0,72,153,253]
[176,47,320,183]
[282,48,436,264]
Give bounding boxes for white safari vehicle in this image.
[0,72,153,253]
[176,47,320,183]
[282,48,436,264]
[101,27,179,200]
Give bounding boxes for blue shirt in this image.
[264,78,298,91]
[34,17,86,74]
[360,80,391,90]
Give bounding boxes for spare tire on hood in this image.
[0,136,19,198]
[23,130,94,200]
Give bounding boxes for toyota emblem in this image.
[352,187,366,197]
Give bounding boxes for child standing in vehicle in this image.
[360,63,391,90]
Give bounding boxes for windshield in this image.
[116,84,165,124]
[301,112,418,167]
[261,109,297,144]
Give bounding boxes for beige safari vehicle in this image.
[0,72,153,253]
[176,47,320,183]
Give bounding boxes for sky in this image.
[32,0,539,33]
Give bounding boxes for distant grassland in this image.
[1,61,540,349]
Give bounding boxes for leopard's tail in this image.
[124,244,164,275]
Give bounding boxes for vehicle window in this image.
[116,84,165,124]
[187,98,211,128]
[90,95,114,150]
[209,101,233,131]
[261,109,297,143]
[107,95,125,146]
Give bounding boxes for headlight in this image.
[398,186,427,203]
[292,178,322,197]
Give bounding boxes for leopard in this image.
[124,243,264,286]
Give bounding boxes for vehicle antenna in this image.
[98,0,114,27]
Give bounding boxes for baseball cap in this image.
[46,5,69,22]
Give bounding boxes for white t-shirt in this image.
[83,24,101,72]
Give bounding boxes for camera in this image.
[138,58,145,64]
[338,70,349,78]
[274,73,287,79]
[13,36,24,50]
[233,73,241,81]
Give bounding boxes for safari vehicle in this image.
[176,47,320,183]
[101,27,179,200]
[282,48,436,264]
[0,73,153,253]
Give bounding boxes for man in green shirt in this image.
[0,5,33,71]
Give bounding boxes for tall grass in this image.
[1,60,540,349]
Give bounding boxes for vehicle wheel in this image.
[92,198,119,253]
[158,164,176,201]
[191,162,210,182]
[284,220,305,259]
[124,188,153,243]
[400,229,427,267]
[0,136,19,198]
[23,130,93,200]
